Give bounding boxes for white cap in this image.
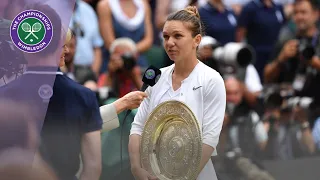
[199,36,217,49]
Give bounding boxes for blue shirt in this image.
[199,3,237,45]
[238,0,285,52]
[69,0,104,66]
[312,118,320,151]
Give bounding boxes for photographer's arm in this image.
[264,59,283,83]
[264,40,298,83]
[310,56,320,70]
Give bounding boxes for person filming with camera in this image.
[98,38,143,98]
[264,0,320,107]
[260,90,316,160]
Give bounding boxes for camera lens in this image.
[121,52,136,70]
[301,45,315,61]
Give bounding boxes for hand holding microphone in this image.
[124,65,162,116]
[113,91,148,114]
[100,66,162,133]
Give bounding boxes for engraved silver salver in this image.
[141,100,202,180]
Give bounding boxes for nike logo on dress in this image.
[193,86,202,90]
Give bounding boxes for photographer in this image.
[264,0,320,107]
[97,38,143,98]
[199,36,263,107]
[224,77,267,157]
[261,91,316,160]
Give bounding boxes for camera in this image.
[212,42,255,68]
[121,52,136,71]
[298,39,316,62]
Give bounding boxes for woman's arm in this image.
[97,0,115,50]
[136,0,153,53]
[199,144,214,172]
[129,86,152,168]
[129,87,157,179]
[128,134,142,170]
[200,72,226,173]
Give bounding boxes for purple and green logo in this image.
[10,9,53,53]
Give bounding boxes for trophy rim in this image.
[140,100,202,180]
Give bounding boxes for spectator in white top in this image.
[129,6,226,180]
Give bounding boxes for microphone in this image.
[140,65,162,91]
[120,65,161,172]
[125,65,161,116]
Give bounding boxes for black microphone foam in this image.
[141,65,162,91]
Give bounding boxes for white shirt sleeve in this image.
[130,87,152,136]
[100,104,119,132]
[202,72,226,151]
[245,64,263,93]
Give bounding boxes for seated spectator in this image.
[97,0,153,72]
[97,38,143,98]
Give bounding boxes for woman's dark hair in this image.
[166,6,204,37]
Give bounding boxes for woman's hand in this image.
[131,167,158,180]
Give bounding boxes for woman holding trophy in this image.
[129,6,226,180]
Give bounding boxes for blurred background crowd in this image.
[1,0,320,179]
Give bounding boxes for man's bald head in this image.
[225,76,243,105]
